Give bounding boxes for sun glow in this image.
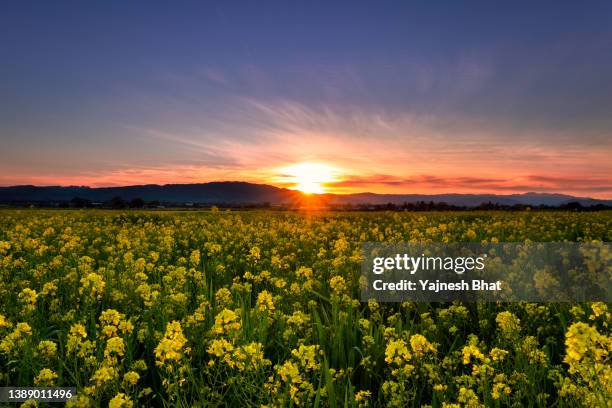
[279,162,339,194]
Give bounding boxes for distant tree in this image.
[108,196,127,209]
[70,197,91,208]
[130,197,145,208]
[562,201,583,211]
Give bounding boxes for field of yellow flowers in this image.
[0,209,610,407]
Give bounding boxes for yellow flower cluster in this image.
[79,272,106,300]
[38,340,58,357]
[560,322,611,405]
[108,392,133,408]
[385,339,411,366]
[409,334,436,358]
[329,276,346,295]
[18,288,38,311]
[99,309,133,338]
[104,336,125,363]
[211,309,241,337]
[256,290,275,314]
[155,321,190,371]
[34,368,58,386]
[0,322,32,355]
[91,365,117,386]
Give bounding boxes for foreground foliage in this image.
[0,209,610,407]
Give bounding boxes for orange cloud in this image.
[328,174,612,197]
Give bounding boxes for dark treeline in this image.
[328,200,612,212]
[1,196,277,210]
[1,197,611,212]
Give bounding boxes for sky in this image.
[1,1,611,197]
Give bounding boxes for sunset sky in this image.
[1,1,611,197]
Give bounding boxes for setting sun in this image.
[279,162,339,194]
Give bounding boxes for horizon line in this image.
[0,181,610,201]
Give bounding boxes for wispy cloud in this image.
[2,88,611,198]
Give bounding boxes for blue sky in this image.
[1,1,611,196]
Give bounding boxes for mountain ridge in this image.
[0,182,610,207]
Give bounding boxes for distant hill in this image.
[0,182,610,207]
[323,192,612,207]
[0,182,302,204]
